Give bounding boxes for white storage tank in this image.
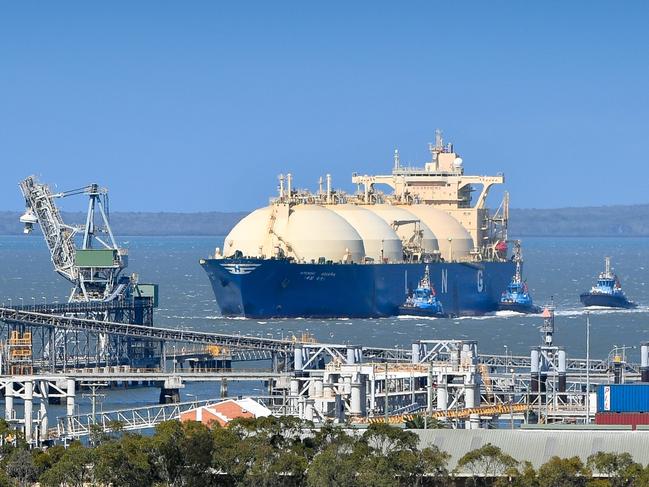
[223,206,274,258]
[286,205,365,262]
[328,204,403,262]
[407,205,473,261]
[366,205,439,255]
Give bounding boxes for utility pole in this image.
[384,361,389,422]
[510,368,515,430]
[81,382,107,425]
[586,313,591,424]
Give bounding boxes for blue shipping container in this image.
[597,384,649,413]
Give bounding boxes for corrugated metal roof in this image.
[415,429,649,473]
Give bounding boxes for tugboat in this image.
[499,241,541,314]
[580,257,637,309]
[398,265,446,317]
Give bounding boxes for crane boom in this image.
[19,176,78,282]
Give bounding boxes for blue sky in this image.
[1,1,648,212]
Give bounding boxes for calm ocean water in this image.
[1,235,648,415]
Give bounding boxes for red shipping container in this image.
[595,412,649,429]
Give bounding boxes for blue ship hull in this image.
[201,258,516,318]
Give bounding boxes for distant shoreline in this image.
[2,205,649,237]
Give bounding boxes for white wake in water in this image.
[554,306,649,317]
[397,315,440,321]
[494,310,530,318]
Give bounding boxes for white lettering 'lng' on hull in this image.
[220,263,261,275]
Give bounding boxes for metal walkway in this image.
[54,396,275,439]
[12,370,290,383]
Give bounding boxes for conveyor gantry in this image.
[0,307,638,375]
[5,300,153,315]
[0,307,296,353]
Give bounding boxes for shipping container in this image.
[597,384,649,413]
[595,412,649,428]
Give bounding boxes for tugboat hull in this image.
[498,302,542,314]
[580,293,637,309]
[398,305,447,318]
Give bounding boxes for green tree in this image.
[212,424,253,484]
[6,448,39,487]
[312,422,351,446]
[32,446,64,476]
[361,422,419,455]
[243,442,307,487]
[180,420,214,486]
[94,433,155,487]
[496,461,538,487]
[537,456,591,487]
[587,452,641,487]
[229,415,311,452]
[39,443,95,487]
[404,414,446,429]
[106,419,125,437]
[388,446,450,487]
[457,443,518,486]
[416,446,451,483]
[151,420,185,485]
[306,436,358,487]
[348,422,450,487]
[631,466,649,487]
[213,415,315,486]
[88,424,111,445]
[0,470,12,487]
[356,454,399,487]
[0,419,14,459]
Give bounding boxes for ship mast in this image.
[605,256,612,278]
[512,240,523,284]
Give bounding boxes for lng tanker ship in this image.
[201,130,516,318]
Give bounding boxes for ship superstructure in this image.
[351,129,508,260]
[202,131,515,318]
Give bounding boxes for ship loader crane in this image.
[18,176,158,367]
[19,177,130,302]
